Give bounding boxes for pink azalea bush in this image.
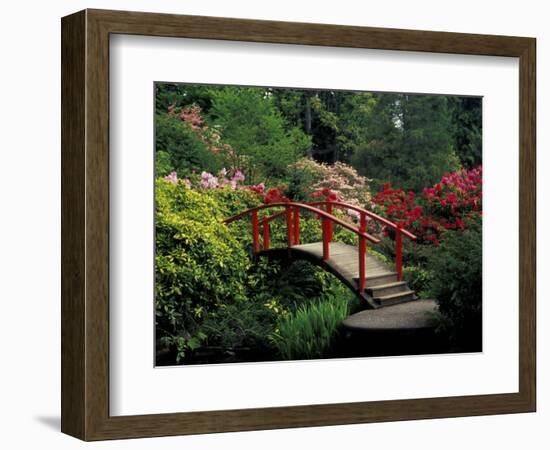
[169,103,236,160]
[290,158,371,209]
[164,171,178,184]
[199,171,219,189]
[166,168,250,191]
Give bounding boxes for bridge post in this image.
[322,217,330,260]
[293,207,300,245]
[262,219,270,250]
[285,206,293,248]
[358,212,367,293]
[396,225,403,281]
[326,203,333,242]
[251,211,260,254]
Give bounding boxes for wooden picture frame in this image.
[61,8,536,441]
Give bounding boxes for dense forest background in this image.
[155,83,481,192]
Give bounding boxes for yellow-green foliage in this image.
[202,187,262,218]
[261,210,323,248]
[201,188,263,249]
[155,180,372,363]
[155,179,252,361]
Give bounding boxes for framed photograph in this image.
[61,9,536,441]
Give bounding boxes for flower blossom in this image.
[231,170,245,184]
[164,171,178,184]
[311,187,342,203]
[249,183,265,194]
[347,209,360,219]
[371,166,482,245]
[199,171,219,189]
[263,187,288,204]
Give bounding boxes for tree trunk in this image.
[304,92,313,158]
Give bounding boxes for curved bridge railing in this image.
[224,200,416,293]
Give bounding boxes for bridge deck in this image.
[258,241,415,309]
[291,242,393,280]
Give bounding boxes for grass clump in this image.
[270,284,351,360]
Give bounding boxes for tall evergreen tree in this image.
[352,93,460,192]
[448,96,482,167]
[207,87,310,183]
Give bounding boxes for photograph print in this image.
[154,82,482,366]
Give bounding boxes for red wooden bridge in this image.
[225,200,418,309]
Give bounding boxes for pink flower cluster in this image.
[199,171,219,188]
[170,104,235,158]
[198,168,246,190]
[164,171,191,187]
[290,158,371,211]
[164,171,178,184]
[163,168,246,190]
[310,186,364,221]
[179,105,204,130]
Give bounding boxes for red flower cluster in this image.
[263,187,289,204]
[372,185,440,245]
[248,183,265,194]
[311,187,342,203]
[372,166,482,245]
[423,166,482,217]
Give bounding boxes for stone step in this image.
[336,300,447,358]
[367,280,409,297]
[354,272,398,287]
[341,299,439,331]
[374,289,416,306]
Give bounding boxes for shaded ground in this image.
[156,299,472,366]
[330,299,455,358]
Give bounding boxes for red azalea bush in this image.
[263,187,289,204]
[311,187,342,203]
[371,166,482,245]
[248,183,266,194]
[423,166,482,225]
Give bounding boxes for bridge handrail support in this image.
[224,200,416,295]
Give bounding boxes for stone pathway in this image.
[342,299,439,332]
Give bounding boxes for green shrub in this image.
[199,299,276,352]
[155,150,173,177]
[155,179,251,361]
[207,87,310,183]
[402,265,432,297]
[203,187,262,218]
[257,261,331,309]
[155,179,384,363]
[427,216,482,350]
[155,113,222,177]
[202,188,264,251]
[270,283,351,360]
